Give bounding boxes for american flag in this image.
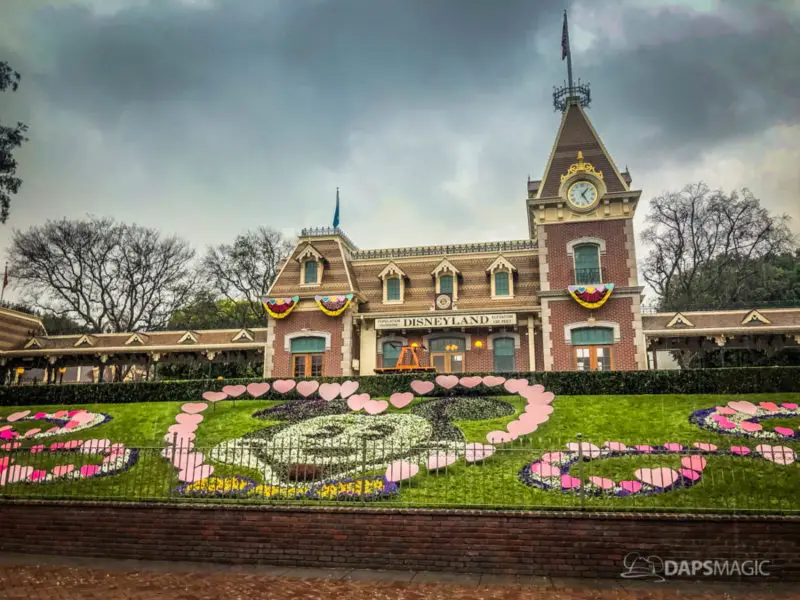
[561,11,569,60]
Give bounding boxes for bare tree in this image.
[0,61,28,223]
[8,217,198,332]
[641,183,795,311]
[200,227,295,321]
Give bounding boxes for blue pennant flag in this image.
[333,187,340,229]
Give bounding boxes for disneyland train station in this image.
[2,89,800,384]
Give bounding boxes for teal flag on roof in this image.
[332,187,340,229]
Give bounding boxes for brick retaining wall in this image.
[1,501,798,581]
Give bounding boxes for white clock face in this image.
[568,181,598,208]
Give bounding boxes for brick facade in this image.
[547,296,638,371]
[0,502,797,581]
[270,306,347,377]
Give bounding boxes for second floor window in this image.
[574,244,601,284]
[439,274,454,294]
[303,260,319,285]
[386,277,401,301]
[494,271,510,296]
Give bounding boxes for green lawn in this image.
[1,393,798,512]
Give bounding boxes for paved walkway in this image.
[0,553,794,599]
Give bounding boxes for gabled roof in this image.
[231,329,254,342]
[537,102,629,199]
[486,255,517,274]
[742,310,771,325]
[177,331,199,344]
[666,313,694,328]
[24,337,44,349]
[378,262,407,280]
[74,334,96,347]
[125,333,150,345]
[295,243,324,262]
[431,258,460,277]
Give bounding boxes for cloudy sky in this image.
[1,0,798,281]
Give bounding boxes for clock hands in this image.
[581,188,588,200]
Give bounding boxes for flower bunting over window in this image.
[263,296,299,319]
[315,294,353,317]
[568,284,614,309]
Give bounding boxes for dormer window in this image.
[296,244,324,286]
[486,256,517,299]
[432,259,460,300]
[378,262,407,304]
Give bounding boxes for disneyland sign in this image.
[375,313,517,330]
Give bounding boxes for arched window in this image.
[492,337,515,372]
[290,336,326,377]
[570,327,613,372]
[573,244,601,284]
[382,341,401,368]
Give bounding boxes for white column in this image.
[340,311,354,376]
[359,319,377,376]
[263,318,275,378]
[527,315,536,372]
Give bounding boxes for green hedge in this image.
[1,367,799,406]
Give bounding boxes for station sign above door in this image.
[374,313,517,330]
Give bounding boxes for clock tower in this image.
[527,26,647,371]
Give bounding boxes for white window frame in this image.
[297,244,324,286]
[432,259,460,301]
[569,241,604,285]
[487,331,521,350]
[563,321,620,345]
[284,331,332,352]
[378,262,407,305]
[486,256,517,299]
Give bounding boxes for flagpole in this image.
[1,263,6,303]
[564,10,573,91]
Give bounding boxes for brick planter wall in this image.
[1,501,798,581]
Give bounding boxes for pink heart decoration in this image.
[679,469,701,482]
[201,391,228,402]
[34,412,48,419]
[273,379,296,394]
[566,442,601,458]
[459,376,482,388]
[531,462,560,477]
[364,400,389,415]
[561,474,582,489]
[693,443,718,452]
[72,412,96,424]
[63,440,83,450]
[175,413,203,427]
[435,375,459,389]
[49,442,65,450]
[730,446,751,456]
[79,464,101,478]
[519,409,550,427]
[178,464,214,483]
[168,423,197,435]
[759,402,779,412]
[246,382,270,398]
[520,387,555,405]
[663,443,683,452]
[503,379,526,394]
[296,381,320,397]
[486,430,515,444]
[53,410,68,419]
[620,480,642,494]
[52,465,74,477]
[339,381,359,399]
[319,383,341,402]
[23,428,42,438]
[635,467,679,488]
[728,400,758,416]
[589,476,614,490]
[605,441,627,452]
[81,439,111,453]
[0,456,10,469]
[540,452,566,463]
[782,403,798,410]
[385,460,419,482]
[29,444,45,453]
[715,406,736,415]
[410,380,435,395]
[523,404,554,420]
[389,392,413,409]
[681,456,707,471]
[29,469,47,482]
[0,430,16,440]
[756,445,795,465]
[507,419,537,437]
[347,394,370,411]
[481,376,506,387]
[739,421,762,432]
[181,403,208,415]
[5,465,33,483]
[426,452,458,471]
[222,384,247,398]
[464,443,495,463]
[6,411,30,422]
[774,427,795,436]
[63,420,80,430]
[164,432,196,446]
[0,442,20,450]
[0,425,10,432]
[172,451,206,471]
[717,418,736,430]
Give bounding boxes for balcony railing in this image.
[574,268,603,285]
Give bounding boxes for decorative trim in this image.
[74,335,96,348]
[24,338,43,349]
[485,255,517,273]
[568,284,614,309]
[487,332,521,350]
[487,256,516,300]
[431,258,460,277]
[378,262,407,280]
[666,313,695,328]
[283,331,332,353]
[742,310,771,325]
[264,297,299,319]
[377,335,409,354]
[352,239,536,260]
[177,331,198,344]
[124,333,149,345]
[231,329,254,342]
[379,262,406,305]
[296,243,323,262]
[566,237,606,256]
[560,151,604,182]
[564,321,621,345]
[315,294,354,317]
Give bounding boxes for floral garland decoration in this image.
[263,296,299,319]
[315,294,353,317]
[567,284,614,309]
